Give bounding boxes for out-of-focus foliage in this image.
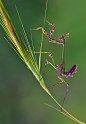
[0,0,86,124]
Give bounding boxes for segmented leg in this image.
[31,27,64,45]
[42,59,63,79]
[48,81,63,88]
[42,60,57,79]
[61,83,70,112]
[26,50,58,78]
[58,76,70,112]
[42,58,70,112]
[45,19,56,38]
[45,19,69,44]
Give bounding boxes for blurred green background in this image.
[0,0,86,124]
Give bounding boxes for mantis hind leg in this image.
[58,76,70,112]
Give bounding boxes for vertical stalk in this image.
[39,0,48,71]
[62,43,65,73]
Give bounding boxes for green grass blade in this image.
[39,0,48,71]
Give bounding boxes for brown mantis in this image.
[29,19,77,111]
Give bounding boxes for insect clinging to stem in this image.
[29,18,77,111]
[1,0,84,123]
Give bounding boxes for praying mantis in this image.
[30,19,77,111]
[1,0,84,122]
